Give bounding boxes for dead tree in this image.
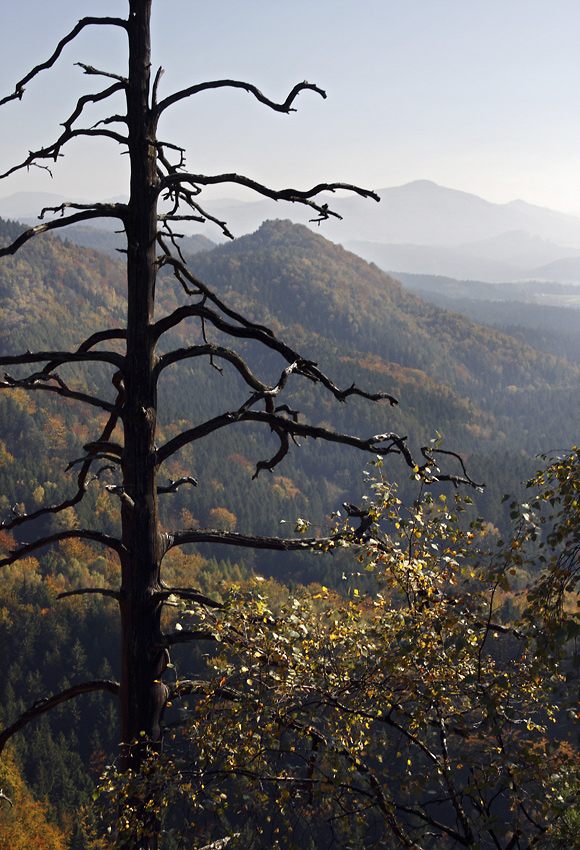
[0,1,480,844]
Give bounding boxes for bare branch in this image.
[156,411,238,463]
[157,410,396,468]
[156,343,281,392]
[0,680,120,756]
[93,113,128,129]
[155,78,326,117]
[163,630,221,646]
[251,426,291,479]
[157,477,197,494]
[156,228,189,264]
[158,188,235,239]
[152,66,164,108]
[169,678,217,700]
[0,128,128,181]
[77,328,126,353]
[59,80,126,137]
[165,528,339,555]
[154,255,274,338]
[0,17,128,107]
[75,62,128,85]
[157,213,206,223]
[0,349,123,371]
[153,299,397,407]
[1,372,119,415]
[0,530,122,568]
[199,836,239,850]
[239,413,482,485]
[0,207,127,257]
[423,446,486,490]
[157,407,482,487]
[38,201,126,221]
[154,588,222,609]
[82,439,123,458]
[159,172,379,223]
[0,472,93,532]
[67,452,122,471]
[1,375,123,533]
[57,588,120,601]
[475,620,525,641]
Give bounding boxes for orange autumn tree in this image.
[0,752,68,850]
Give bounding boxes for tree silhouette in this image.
[0,2,480,844]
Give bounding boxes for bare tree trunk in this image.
[119,0,166,779]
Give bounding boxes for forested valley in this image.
[2,214,580,847]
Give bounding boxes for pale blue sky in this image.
[0,0,578,212]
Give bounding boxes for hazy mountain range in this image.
[1,180,578,283]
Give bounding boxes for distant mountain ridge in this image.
[328,181,580,248]
[344,237,580,284]
[3,180,577,283]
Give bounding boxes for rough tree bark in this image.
[0,2,480,845]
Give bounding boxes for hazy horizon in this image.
[0,1,578,214]
[1,179,578,221]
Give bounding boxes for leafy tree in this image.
[102,455,580,848]
[0,2,479,847]
[0,750,69,850]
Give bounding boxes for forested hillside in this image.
[2,215,580,844]
[187,220,577,394]
[393,270,580,365]
[186,219,580,450]
[2,215,580,550]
